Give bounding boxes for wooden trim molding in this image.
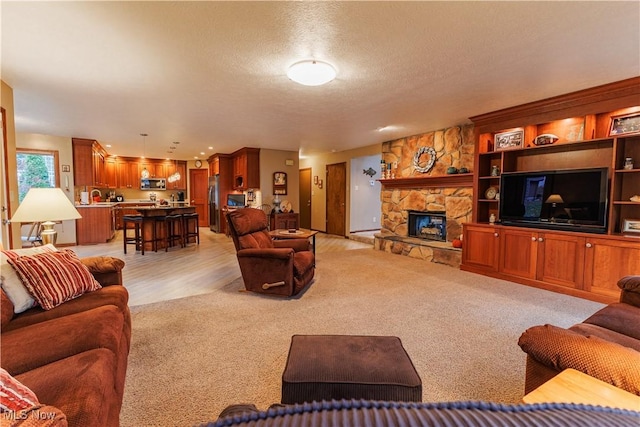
[470,76,640,132]
[378,173,473,189]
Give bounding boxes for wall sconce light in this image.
[316,179,323,189]
[314,176,319,184]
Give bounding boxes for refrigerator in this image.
[208,175,220,232]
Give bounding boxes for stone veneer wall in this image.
[376,125,475,267]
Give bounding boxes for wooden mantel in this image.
[378,173,473,189]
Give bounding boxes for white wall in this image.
[15,133,77,245]
[350,154,382,232]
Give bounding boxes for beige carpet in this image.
[120,248,604,426]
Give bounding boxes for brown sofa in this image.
[518,275,640,396]
[1,256,130,427]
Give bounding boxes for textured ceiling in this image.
[2,1,639,160]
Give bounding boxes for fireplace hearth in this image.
[408,211,446,241]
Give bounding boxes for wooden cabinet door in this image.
[536,233,585,289]
[461,224,500,271]
[153,162,166,179]
[583,237,640,299]
[166,161,186,189]
[233,153,247,189]
[104,157,117,188]
[499,228,537,279]
[72,139,94,186]
[92,146,105,186]
[117,159,139,189]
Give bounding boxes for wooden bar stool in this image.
[123,215,144,254]
[182,212,200,245]
[161,214,184,250]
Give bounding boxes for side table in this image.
[522,368,640,412]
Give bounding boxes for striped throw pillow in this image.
[6,250,101,310]
[0,367,39,413]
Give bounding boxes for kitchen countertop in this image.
[76,200,190,208]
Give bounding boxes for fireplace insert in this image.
[408,211,446,241]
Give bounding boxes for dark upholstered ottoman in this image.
[281,335,422,404]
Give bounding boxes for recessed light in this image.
[105,144,112,148]
[208,146,213,150]
[287,60,336,86]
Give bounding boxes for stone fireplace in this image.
[408,211,446,241]
[374,125,474,267]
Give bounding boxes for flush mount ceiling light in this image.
[287,60,336,86]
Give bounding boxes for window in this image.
[16,149,59,203]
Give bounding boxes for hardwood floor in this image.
[70,228,372,306]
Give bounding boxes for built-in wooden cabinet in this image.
[270,213,299,230]
[76,206,116,245]
[463,77,640,303]
[165,160,187,190]
[140,161,165,179]
[73,138,115,188]
[116,158,139,189]
[232,147,260,190]
[104,156,117,188]
[72,138,94,187]
[461,223,500,272]
[462,223,639,302]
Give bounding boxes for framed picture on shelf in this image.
[273,171,287,195]
[494,129,524,151]
[621,218,640,235]
[610,112,640,136]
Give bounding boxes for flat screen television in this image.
[227,193,246,207]
[499,167,609,234]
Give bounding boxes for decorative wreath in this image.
[412,146,437,173]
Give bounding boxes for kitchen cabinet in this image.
[140,161,166,178]
[165,160,187,189]
[270,213,299,230]
[104,156,117,188]
[72,138,96,187]
[72,138,113,188]
[232,147,260,190]
[76,206,116,245]
[116,158,140,189]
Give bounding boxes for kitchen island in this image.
[75,201,193,246]
[128,205,197,252]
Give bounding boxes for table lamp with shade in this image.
[544,194,565,223]
[10,187,82,245]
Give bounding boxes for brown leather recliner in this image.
[226,208,315,297]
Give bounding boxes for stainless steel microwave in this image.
[141,178,166,190]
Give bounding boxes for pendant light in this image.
[140,133,149,179]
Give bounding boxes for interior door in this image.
[189,168,209,227]
[299,168,311,229]
[326,162,346,236]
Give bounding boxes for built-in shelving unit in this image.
[462,77,640,303]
